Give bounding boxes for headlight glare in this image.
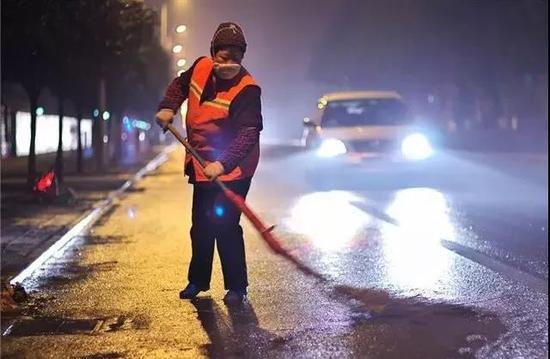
[317,139,347,158]
[401,133,433,160]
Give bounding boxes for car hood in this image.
[319,125,414,142]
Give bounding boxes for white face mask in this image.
[213,63,241,80]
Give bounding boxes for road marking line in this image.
[2,323,14,337]
[440,239,548,295]
[352,201,548,296]
[9,144,176,286]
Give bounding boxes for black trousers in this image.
[188,177,252,291]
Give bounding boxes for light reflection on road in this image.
[284,187,460,294]
[285,191,370,251]
[382,188,456,293]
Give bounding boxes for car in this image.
[301,91,440,188]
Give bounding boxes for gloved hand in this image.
[155,109,175,130]
[203,161,225,181]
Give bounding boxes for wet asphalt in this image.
[1,146,548,358]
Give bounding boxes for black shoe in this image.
[179,283,202,299]
[223,289,247,305]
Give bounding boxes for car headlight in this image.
[401,133,433,160]
[317,139,347,158]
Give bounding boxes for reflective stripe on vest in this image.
[185,57,260,182]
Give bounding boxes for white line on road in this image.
[9,144,177,286]
[440,239,548,295]
[352,201,548,296]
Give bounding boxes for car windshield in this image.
[321,98,410,127]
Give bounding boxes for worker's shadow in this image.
[191,298,278,358]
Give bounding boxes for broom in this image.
[165,123,326,282]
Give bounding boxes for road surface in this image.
[1,146,547,358]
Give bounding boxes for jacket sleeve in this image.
[218,127,260,173]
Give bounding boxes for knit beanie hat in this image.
[210,22,247,55]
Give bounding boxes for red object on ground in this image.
[33,170,58,198]
[34,170,55,192]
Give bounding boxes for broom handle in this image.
[164,123,326,281]
[165,123,229,191]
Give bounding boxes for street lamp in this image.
[102,111,110,121]
[175,24,187,33]
[177,59,187,67]
[35,107,45,116]
[172,45,183,54]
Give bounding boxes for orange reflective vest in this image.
[185,57,260,182]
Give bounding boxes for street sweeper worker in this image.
[155,22,262,304]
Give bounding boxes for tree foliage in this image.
[1,0,169,182]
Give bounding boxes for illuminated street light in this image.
[93,109,100,117]
[172,45,183,54]
[102,111,110,121]
[175,24,187,33]
[177,59,187,67]
[35,107,45,116]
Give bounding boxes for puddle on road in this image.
[18,231,127,292]
[2,233,128,333]
[81,352,126,359]
[85,234,128,246]
[125,187,146,193]
[186,284,506,358]
[334,285,507,358]
[3,315,148,337]
[28,259,119,289]
[4,317,99,336]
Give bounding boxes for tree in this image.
[44,1,77,183]
[55,0,101,174]
[1,0,52,186]
[103,1,170,163]
[66,0,169,171]
[2,0,170,182]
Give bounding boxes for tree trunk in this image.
[2,104,9,148]
[94,78,106,172]
[55,96,64,183]
[27,95,38,187]
[92,110,103,172]
[76,106,83,173]
[111,112,122,165]
[107,112,113,163]
[10,108,17,157]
